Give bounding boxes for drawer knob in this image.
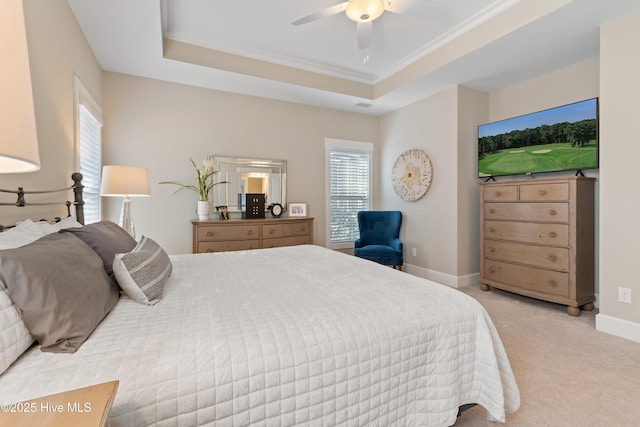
[495,191,501,196]
[539,190,547,195]
[206,231,213,236]
[488,208,495,214]
[488,227,495,233]
[247,230,253,235]
[488,246,495,253]
[549,209,557,216]
[548,255,557,262]
[548,232,557,238]
[548,280,557,287]
[489,267,496,273]
[269,228,275,234]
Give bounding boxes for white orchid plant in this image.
[161,155,227,201]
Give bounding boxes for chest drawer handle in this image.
[494,191,501,197]
[549,209,557,216]
[488,266,496,273]
[206,231,213,237]
[539,190,547,196]
[269,228,275,234]
[548,255,557,262]
[488,208,495,214]
[488,246,495,253]
[247,230,253,235]
[548,232,557,238]
[548,280,557,287]
[488,227,495,233]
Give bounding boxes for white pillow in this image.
[113,236,172,305]
[34,217,83,235]
[0,220,45,250]
[0,286,34,374]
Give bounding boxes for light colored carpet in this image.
[455,286,640,426]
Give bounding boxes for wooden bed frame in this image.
[0,172,85,230]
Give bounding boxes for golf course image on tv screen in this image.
[478,98,598,177]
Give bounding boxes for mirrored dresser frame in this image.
[213,156,286,214]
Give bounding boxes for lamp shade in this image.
[100,165,150,197]
[0,0,40,173]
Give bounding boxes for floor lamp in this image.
[100,165,150,238]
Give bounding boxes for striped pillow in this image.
[113,236,172,305]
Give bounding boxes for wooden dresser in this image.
[480,176,595,316]
[192,217,314,253]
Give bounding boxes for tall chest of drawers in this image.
[192,217,313,253]
[480,177,595,316]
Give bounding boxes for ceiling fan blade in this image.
[292,1,349,26]
[356,21,372,50]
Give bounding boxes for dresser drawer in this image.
[197,225,260,241]
[484,220,569,246]
[262,222,310,238]
[198,240,260,253]
[519,183,569,201]
[482,185,518,202]
[484,202,568,222]
[484,259,569,297]
[484,240,569,271]
[263,236,310,249]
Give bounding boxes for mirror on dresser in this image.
[213,156,287,213]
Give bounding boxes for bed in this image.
[0,174,519,426]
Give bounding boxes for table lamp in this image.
[100,165,150,238]
[0,0,40,173]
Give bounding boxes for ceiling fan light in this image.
[346,0,385,23]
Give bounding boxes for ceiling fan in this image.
[292,0,435,50]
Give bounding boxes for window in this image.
[74,77,103,224]
[325,139,373,249]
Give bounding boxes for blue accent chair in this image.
[354,211,403,270]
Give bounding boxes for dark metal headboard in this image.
[0,172,85,230]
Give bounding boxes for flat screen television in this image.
[478,98,598,178]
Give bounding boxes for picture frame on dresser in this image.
[288,203,307,217]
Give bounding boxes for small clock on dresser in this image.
[268,203,283,218]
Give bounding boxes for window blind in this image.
[329,150,370,243]
[78,104,102,224]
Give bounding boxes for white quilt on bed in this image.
[0,245,519,426]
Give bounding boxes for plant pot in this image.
[197,200,211,221]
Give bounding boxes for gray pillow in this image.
[0,233,120,353]
[62,220,137,281]
[113,236,172,305]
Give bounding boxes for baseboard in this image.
[596,313,640,344]
[403,264,480,289]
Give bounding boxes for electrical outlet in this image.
[411,247,417,257]
[618,287,632,304]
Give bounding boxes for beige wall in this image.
[488,57,601,297]
[0,0,101,224]
[101,72,378,254]
[378,58,599,288]
[457,86,489,277]
[378,87,461,284]
[597,10,640,339]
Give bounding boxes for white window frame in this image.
[325,138,374,250]
[73,76,103,224]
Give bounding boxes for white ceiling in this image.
[67,0,640,116]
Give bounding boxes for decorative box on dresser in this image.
[192,217,314,253]
[480,176,595,316]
